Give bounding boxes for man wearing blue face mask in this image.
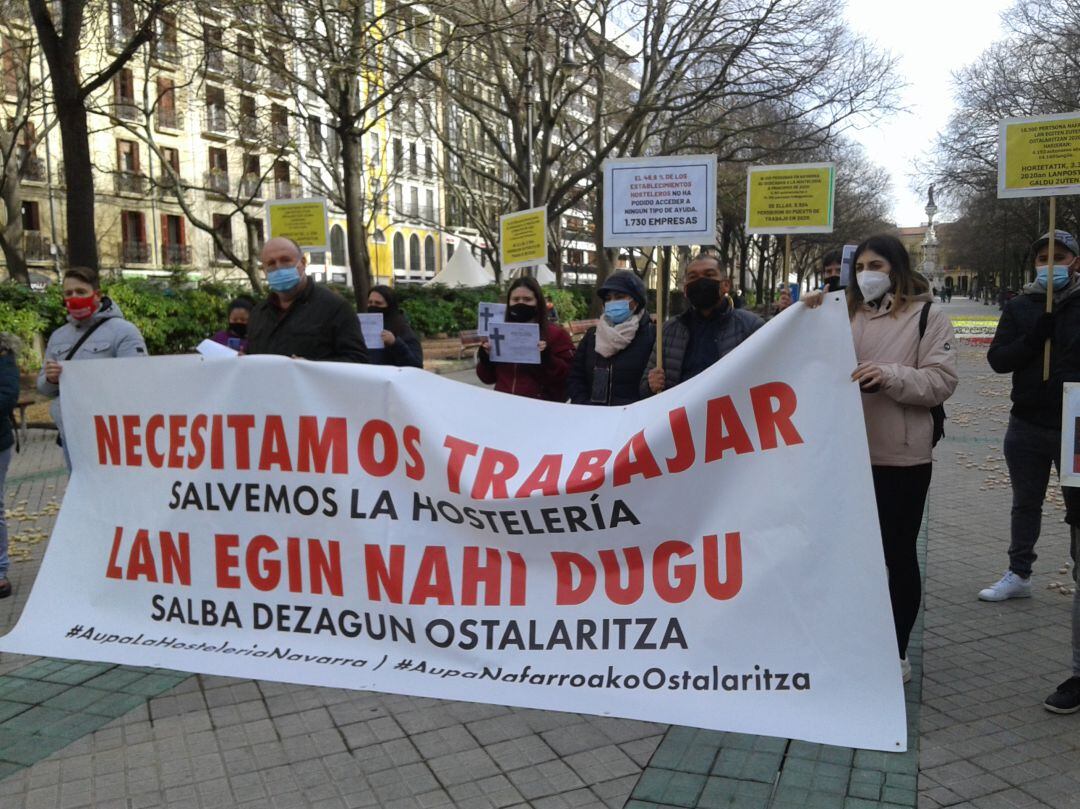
[246,237,367,363]
[567,270,655,405]
[981,230,1080,616]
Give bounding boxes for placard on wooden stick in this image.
[997,112,1080,379]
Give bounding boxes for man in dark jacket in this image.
[641,254,764,396]
[247,238,367,362]
[981,230,1080,712]
[567,270,655,406]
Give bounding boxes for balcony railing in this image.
[238,118,259,142]
[121,241,151,264]
[237,57,261,85]
[204,107,229,135]
[109,24,136,51]
[22,231,52,261]
[115,97,139,121]
[205,48,225,73]
[19,156,45,182]
[239,175,263,198]
[204,171,230,195]
[213,237,233,262]
[152,40,180,63]
[114,172,147,194]
[155,107,182,130]
[273,180,297,199]
[267,71,288,94]
[163,244,192,265]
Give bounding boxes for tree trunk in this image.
[340,129,371,308]
[55,93,99,270]
[0,149,29,285]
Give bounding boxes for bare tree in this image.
[26,0,173,271]
[425,0,900,295]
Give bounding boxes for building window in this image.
[204,25,224,72]
[239,95,257,140]
[273,160,292,198]
[21,200,40,231]
[206,146,228,193]
[153,12,179,61]
[409,186,419,219]
[271,104,289,146]
[114,68,136,119]
[424,235,435,275]
[156,77,179,129]
[393,137,403,173]
[393,233,405,270]
[409,234,420,272]
[425,189,435,221]
[409,142,418,175]
[121,210,149,263]
[205,86,227,132]
[307,115,324,155]
[212,213,233,260]
[161,214,190,265]
[330,224,346,266]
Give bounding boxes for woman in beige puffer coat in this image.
[808,234,958,682]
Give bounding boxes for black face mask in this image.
[824,276,842,292]
[228,322,248,337]
[368,304,387,312]
[507,303,537,323]
[685,278,722,310]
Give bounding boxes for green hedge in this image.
[0,279,247,371]
[0,278,600,370]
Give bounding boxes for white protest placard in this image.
[358,313,384,350]
[487,322,540,365]
[477,302,506,337]
[840,244,857,289]
[1062,383,1080,487]
[603,155,717,247]
[0,297,907,751]
[196,339,238,358]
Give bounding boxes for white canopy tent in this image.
[425,247,494,288]
[507,264,556,285]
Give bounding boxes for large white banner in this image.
[0,296,907,751]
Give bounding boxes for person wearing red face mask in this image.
[37,266,148,469]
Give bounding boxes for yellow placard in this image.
[499,207,548,270]
[265,198,329,249]
[745,164,835,234]
[999,113,1080,198]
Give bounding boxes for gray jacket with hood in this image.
[36,297,148,436]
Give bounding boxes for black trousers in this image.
[872,464,932,658]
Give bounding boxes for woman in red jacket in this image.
[476,277,574,400]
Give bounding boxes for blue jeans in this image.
[0,446,10,577]
[1004,415,1080,577]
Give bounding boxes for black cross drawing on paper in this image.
[489,326,506,358]
[479,304,495,332]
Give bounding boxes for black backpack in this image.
[917,302,947,447]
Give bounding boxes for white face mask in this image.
[857,270,892,302]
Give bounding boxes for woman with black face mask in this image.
[476,277,575,400]
[211,297,254,353]
[366,285,423,368]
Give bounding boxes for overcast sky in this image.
[843,0,1016,226]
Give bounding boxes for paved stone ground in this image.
[0,297,1077,808]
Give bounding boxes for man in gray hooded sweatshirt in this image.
[37,266,148,469]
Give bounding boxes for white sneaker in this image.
[978,571,1032,602]
[900,657,911,683]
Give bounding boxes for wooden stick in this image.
[1045,196,1056,382]
[657,246,671,371]
[784,234,792,301]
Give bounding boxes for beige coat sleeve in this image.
[880,305,958,408]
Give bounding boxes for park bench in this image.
[12,398,32,447]
[458,329,485,358]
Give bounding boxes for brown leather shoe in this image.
[0,579,11,598]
